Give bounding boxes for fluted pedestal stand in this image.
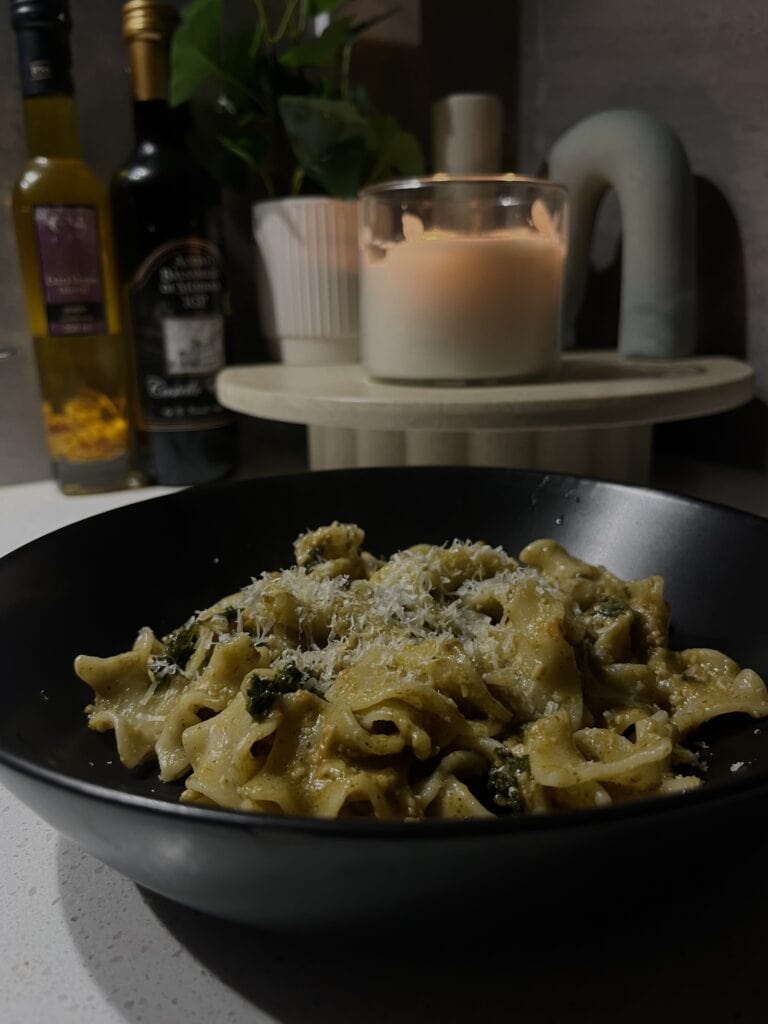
[217,353,753,484]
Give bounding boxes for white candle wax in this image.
[361,226,564,382]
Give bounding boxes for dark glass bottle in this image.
[112,0,236,486]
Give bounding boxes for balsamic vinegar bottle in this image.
[11,0,138,494]
[112,0,236,486]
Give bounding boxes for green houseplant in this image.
[169,0,424,364]
[169,0,424,197]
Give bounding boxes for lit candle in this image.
[360,208,565,384]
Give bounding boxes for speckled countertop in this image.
[2,464,767,1024]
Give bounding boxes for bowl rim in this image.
[2,742,768,839]
[2,465,767,839]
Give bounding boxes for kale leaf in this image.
[487,750,530,813]
[245,663,319,720]
[593,597,629,618]
[162,621,199,667]
[149,621,200,679]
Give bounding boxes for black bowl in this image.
[2,467,767,930]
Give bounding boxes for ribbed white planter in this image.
[252,197,359,365]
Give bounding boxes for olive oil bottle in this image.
[112,0,236,486]
[11,0,138,494]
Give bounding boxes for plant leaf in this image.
[306,137,369,197]
[349,6,399,40]
[365,115,424,184]
[279,16,353,69]
[348,82,373,116]
[279,95,370,197]
[169,0,223,106]
[290,165,305,195]
[279,95,367,134]
[308,0,347,13]
[227,28,263,82]
[219,132,269,169]
[390,130,424,175]
[187,100,255,192]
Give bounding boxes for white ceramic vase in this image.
[252,196,359,365]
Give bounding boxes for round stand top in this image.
[217,352,753,432]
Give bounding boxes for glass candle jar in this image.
[359,175,568,384]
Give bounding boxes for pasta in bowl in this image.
[75,522,768,820]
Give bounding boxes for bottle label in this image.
[127,239,231,431]
[33,205,107,336]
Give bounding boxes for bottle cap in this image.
[122,1,179,101]
[10,0,70,32]
[122,0,178,42]
[11,0,72,96]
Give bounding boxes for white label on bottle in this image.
[161,315,225,376]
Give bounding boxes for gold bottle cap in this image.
[122,0,178,41]
[122,0,179,100]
